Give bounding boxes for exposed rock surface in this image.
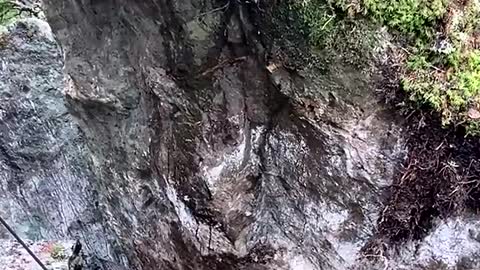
[395,216,480,269]
[0,239,73,270]
[0,18,110,261]
[0,1,479,270]
[39,1,406,268]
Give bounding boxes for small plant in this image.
[292,0,480,133]
[323,0,480,133]
[300,0,448,38]
[293,0,379,67]
[0,0,18,25]
[296,0,339,48]
[401,0,480,133]
[367,0,480,133]
[50,243,67,260]
[363,0,448,38]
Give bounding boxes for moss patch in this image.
[50,243,67,260]
[0,0,18,25]
[402,0,480,134]
[295,0,480,134]
[293,0,382,69]
[363,0,448,38]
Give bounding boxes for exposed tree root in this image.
[364,109,480,256]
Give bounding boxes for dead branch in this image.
[197,56,247,78]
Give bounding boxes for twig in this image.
[428,64,444,73]
[459,179,478,185]
[404,109,416,120]
[435,140,445,151]
[195,2,229,19]
[398,46,411,55]
[321,15,335,30]
[197,56,247,77]
[399,160,415,183]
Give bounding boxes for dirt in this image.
[351,26,480,256]
[363,101,480,255]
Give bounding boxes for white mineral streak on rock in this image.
[201,127,247,193]
[392,216,480,269]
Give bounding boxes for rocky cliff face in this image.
[1,1,479,270]
[38,1,406,269]
[0,17,111,263]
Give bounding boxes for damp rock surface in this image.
[37,0,407,268]
[0,18,110,260]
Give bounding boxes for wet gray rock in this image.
[355,216,480,270]
[38,1,407,269]
[0,18,110,259]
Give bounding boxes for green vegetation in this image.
[363,0,448,37]
[295,0,480,134]
[296,0,448,50]
[294,0,379,67]
[402,0,480,134]
[297,0,340,47]
[0,0,18,25]
[50,243,66,260]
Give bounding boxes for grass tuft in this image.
[295,0,480,134]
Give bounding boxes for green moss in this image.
[290,0,480,133]
[405,48,480,128]
[296,0,339,47]
[50,244,66,260]
[401,0,480,132]
[299,0,448,40]
[294,0,379,68]
[376,0,480,133]
[407,54,430,70]
[363,0,448,38]
[0,0,18,25]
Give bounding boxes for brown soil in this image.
[364,105,480,254]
